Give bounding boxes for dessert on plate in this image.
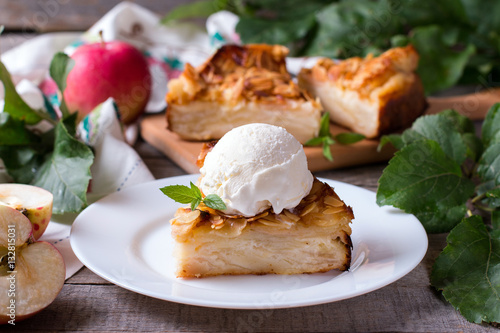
[165,44,322,144]
[298,45,427,138]
[168,123,354,278]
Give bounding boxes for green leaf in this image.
[0,113,38,145]
[414,204,467,233]
[334,132,365,145]
[0,146,44,184]
[409,113,468,164]
[377,140,475,223]
[237,14,317,55]
[0,61,42,125]
[307,0,400,58]
[203,194,227,210]
[318,112,330,137]
[492,210,500,230]
[160,182,226,211]
[486,188,500,199]
[431,216,500,324]
[477,142,500,186]
[482,103,500,146]
[191,198,202,212]
[161,0,227,23]
[409,25,476,94]
[322,138,334,161]
[33,121,94,214]
[378,134,404,151]
[159,184,201,204]
[49,52,74,93]
[304,137,324,146]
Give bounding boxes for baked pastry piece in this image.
[298,45,427,138]
[166,44,322,144]
[170,178,354,278]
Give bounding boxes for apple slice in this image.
[0,205,65,324]
[0,184,53,240]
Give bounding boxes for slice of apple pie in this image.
[170,178,354,278]
[298,45,427,138]
[165,44,322,144]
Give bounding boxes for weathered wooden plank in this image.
[0,0,199,32]
[8,259,496,333]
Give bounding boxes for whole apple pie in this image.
[168,123,353,278]
[165,44,322,144]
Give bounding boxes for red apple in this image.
[0,184,53,240]
[63,40,152,124]
[0,205,65,324]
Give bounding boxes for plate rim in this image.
[70,174,428,309]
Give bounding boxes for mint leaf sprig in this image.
[376,104,500,325]
[160,182,227,211]
[305,112,365,161]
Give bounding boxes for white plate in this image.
[70,175,428,309]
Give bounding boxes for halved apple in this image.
[0,205,65,324]
[0,184,53,240]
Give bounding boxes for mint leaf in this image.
[203,194,227,210]
[304,137,324,146]
[33,121,94,214]
[431,216,500,324]
[322,137,334,162]
[334,132,365,145]
[160,182,227,211]
[0,61,42,125]
[159,184,201,204]
[318,112,330,137]
[377,140,475,230]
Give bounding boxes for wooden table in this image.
[1,2,499,332]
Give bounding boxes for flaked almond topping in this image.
[174,209,200,225]
[283,210,300,222]
[324,196,344,207]
[300,202,318,217]
[324,207,346,215]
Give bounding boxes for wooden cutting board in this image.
[140,88,500,174]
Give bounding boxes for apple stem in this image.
[99,30,105,48]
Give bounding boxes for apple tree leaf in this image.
[0,61,42,125]
[377,140,475,232]
[482,103,500,146]
[33,121,93,214]
[431,216,500,324]
[409,25,476,95]
[406,112,469,165]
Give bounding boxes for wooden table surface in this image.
[1,2,499,332]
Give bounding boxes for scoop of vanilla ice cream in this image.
[198,123,313,217]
